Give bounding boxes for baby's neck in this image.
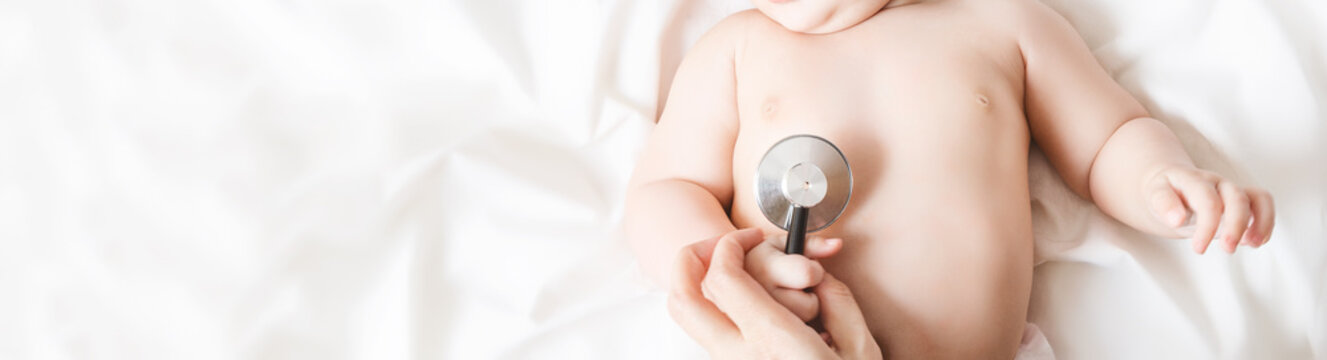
[885,0,925,10]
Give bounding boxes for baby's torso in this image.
[727,3,1037,356]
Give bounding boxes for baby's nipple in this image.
[762,98,779,121]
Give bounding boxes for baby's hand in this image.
[1145,167,1275,254]
[742,231,844,322]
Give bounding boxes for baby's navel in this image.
[975,94,990,107]
[762,98,779,120]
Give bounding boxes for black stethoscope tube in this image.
[784,205,810,254]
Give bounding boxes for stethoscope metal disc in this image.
[754,134,853,233]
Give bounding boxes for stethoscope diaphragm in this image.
[754,134,853,254]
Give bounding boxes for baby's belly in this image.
[729,103,1035,357]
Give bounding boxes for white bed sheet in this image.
[1,0,1323,359]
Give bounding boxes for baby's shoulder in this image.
[702,9,775,43]
[681,10,759,56]
[683,9,782,64]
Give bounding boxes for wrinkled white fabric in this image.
[0,0,1323,359]
[1018,323,1056,360]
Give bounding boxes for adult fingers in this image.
[1215,181,1251,253]
[815,273,881,359]
[1168,172,1222,254]
[1244,188,1276,247]
[744,239,782,287]
[693,228,767,267]
[667,241,739,350]
[704,235,819,344]
[669,229,766,349]
[771,288,820,322]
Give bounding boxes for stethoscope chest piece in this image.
[754,134,853,254]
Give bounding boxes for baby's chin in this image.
[754,0,890,34]
[766,13,838,34]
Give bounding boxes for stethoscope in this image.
[755,135,853,254]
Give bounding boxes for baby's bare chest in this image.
[724,11,1040,349]
[730,17,1028,157]
[727,18,1034,233]
[733,17,1026,131]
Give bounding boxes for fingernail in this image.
[1167,209,1187,227]
[826,238,842,246]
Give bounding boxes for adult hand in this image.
[667,228,882,359]
[743,229,844,322]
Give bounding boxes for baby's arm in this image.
[626,16,834,322]
[1017,2,1274,253]
[624,17,743,282]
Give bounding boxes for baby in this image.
[625,0,1276,357]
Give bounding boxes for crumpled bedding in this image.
[1,0,1323,358]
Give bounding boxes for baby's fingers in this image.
[802,237,843,259]
[767,233,844,260]
[1147,183,1189,230]
[1169,173,1222,254]
[1243,188,1275,247]
[766,254,826,289]
[746,237,827,289]
[1216,181,1251,254]
[771,288,819,322]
